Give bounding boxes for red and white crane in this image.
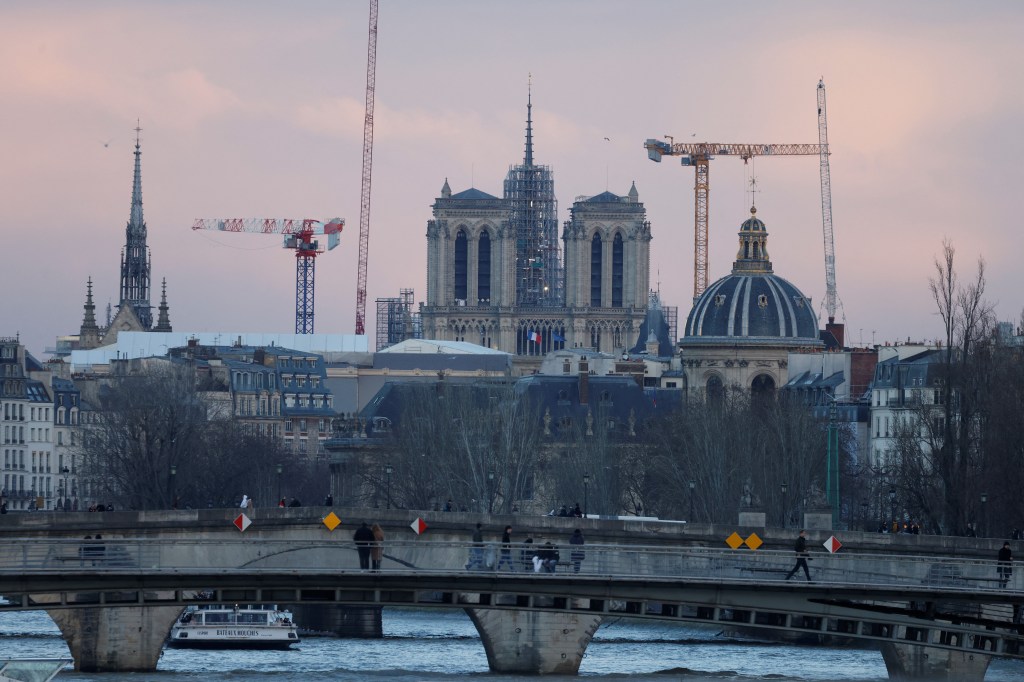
[354,0,378,336]
[191,217,344,334]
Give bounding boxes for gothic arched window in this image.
[612,233,624,307]
[454,229,468,302]
[590,233,602,307]
[477,230,491,304]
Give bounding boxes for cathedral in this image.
[420,91,652,370]
[78,127,172,351]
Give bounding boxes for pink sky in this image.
[2,1,1022,357]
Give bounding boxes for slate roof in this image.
[450,187,500,200]
[683,273,820,343]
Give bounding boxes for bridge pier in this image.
[466,604,602,675]
[47,604,181,672]
[880,643,991,681]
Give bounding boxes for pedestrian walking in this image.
[465,523,485,570]
[569,528,586,573]
[496,525,516,571]
[998,541,1013,588]
[785,530,812,581]
[370,522,385,572]
[353,522,375,570]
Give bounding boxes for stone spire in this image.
[153,278,173,332]
[79,277,101,349]
[119,122,153,328]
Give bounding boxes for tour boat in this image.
[167,604,300,650]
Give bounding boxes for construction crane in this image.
[191,218,344,334]
[817,79,841,324]
[644,139,822,299]
[354,0,378,336]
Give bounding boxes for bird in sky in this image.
[99,138,114,148]
[603,137,610,141]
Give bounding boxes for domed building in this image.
[680,206,822,397]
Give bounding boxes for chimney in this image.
[826,322,845,349]
[578,358,589,405]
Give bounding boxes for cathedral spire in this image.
[524,74,534,167]
[154,278,173,332]
[119,121,153,328]
[79,277,101,350]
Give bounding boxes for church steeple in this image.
[524,75,534,167]
[119,122,153,328]
[79,277,101,350]
[154,278,173,332]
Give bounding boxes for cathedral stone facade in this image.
[420,93,651,369]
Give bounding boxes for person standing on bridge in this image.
[785,530,812,581]
[353,522,375,570]
[496,525,516,571]
[569,528,586,573]
[466,523,485,570]
[998,541,1013,588]
[370,523,385,572]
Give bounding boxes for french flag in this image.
[528,330,541,343]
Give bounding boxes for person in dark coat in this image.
[465,523,485,570]
[569,528,586,573]
[520,537,534,572]
[353,522,375,570]
[496,525,516,571]
[785,530,811,581]
[998,542,1014,588]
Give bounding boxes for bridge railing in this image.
[0,538,1016,597]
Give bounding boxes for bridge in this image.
[0,508,1021,679]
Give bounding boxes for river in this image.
[2,607,1022,681]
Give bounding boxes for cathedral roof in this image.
[586,190,623,203]
[450,187,500,200]
[682,207,820,346]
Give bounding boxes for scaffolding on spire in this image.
[504,81,562,307]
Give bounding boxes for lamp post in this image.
[487,471,495,513]
[583,473,590,518]
[980,492,988,538]
[385,464,393,510]
[59,466,70,512]
[688,479,696,523]
[780,482,788,529]
[276,463,283,502]
[170,465,177,509]
[889,487,897,532]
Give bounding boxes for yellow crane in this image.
[644,139,822,299]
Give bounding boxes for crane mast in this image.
[354,0,378,336]
[817,79,839,324]
[644,140,822,299]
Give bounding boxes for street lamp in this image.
[276,463,283,502]
[583,473,590,518]
[487,471,495,513]
[385,463,393,510]
[688,479,696,523]
[780,482,788,529]
[889,487,897,532]
[59,466,70,512]
[170,465,177,509]
[980,492,988,538]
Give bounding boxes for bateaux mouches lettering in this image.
[214,629,261,637]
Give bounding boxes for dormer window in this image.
[757,294,768,308]
[714,294,726,307]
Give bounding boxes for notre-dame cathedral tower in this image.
[420,89,652,371]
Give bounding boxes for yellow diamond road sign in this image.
[745,533,763,550]
[322,512,342,531]
[725,532,744,549]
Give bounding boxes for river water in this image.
[2,607,1023,681]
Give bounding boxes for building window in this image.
[590,234,602,306]
[477,230,491,303]
[454,228,468,302]
[611,233,623,307]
